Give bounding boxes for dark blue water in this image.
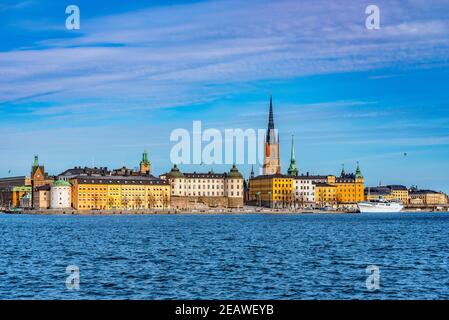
[1,212,448,300]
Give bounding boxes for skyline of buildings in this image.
[1,1,449,193]
[1,96,447,211]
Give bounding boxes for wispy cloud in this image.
[1,0,449,114]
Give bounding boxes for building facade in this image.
[33,185,51,209]
[0,176,31,209]
[71,175,170,210]
[314,183,337,207]
[161,164,244,209]
[333,164,364,206]
[292,177,315,208]
[387,185,409,203]
[409,189,448,206]
[249,174,294,208]
[50,180,72,209]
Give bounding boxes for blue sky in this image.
[1,0,449,192]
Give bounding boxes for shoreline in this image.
[1,207,448,215]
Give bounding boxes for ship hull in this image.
[357,202,404,213]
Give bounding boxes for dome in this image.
[166,164,184,178]
[52,179,71,187]
[227,164,243,179]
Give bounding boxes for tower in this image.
[262,95,281,175]
[139,150,151,175]
[250,165,255,179]
[287,134,298,176]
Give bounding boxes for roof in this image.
[36,185,51,191]
[52,179,71,187]
[163,165,243,179]
[314,183,336,188]
[250,174,292,180]
[58,167,109,177]
[227,164,243,179]
[387,185,408,190]
[365,188,391,195]
[295,174,331,180]
[73,175,169,186]
[409,189,441,195]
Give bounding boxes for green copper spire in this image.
[33,155,39,167]
[141,150,150,164]
[355,161,363,178]
[287,134,299,176]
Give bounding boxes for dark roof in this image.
[73,175,168,185]
[58,167,109,176]
[314,183,336,187]
[36,185,51,191]
[387,185,408,190]
[365,187,391,195]
[409,189,440,195]
[250,174,291,180]
[183,172,226,179]
[296,174,330,180]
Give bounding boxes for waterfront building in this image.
[262,95,281,175]
[408,189,448,206]
[71,175,170,210]
[31,156,53,190]
[0,176,31,208]
[160,164,244,209]
[365,185,409,204]
[50,179,72,209]
[249,174,294,208]
[292,177,315,208]
[33,185,51,209]
[365,186,395,201]
[387,185,409,203]
[334,163,364,206]
[314,183,337,207]
[0,156,52,209]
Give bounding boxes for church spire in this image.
[33,155,39,167]
[139,150,151,175]
[287,134,298,176]
[355,161,363,178]
[250,165,255,179]
[268,94,274,130]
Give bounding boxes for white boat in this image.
[357,200,404,213]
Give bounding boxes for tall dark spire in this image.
[266,94,275,143]
[268,94,274,130]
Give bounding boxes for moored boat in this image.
[357,200,403,213]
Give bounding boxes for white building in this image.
[160,164,244,208]
[293,177,316,208]
[50,180,72,209]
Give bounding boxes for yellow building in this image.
[71,176,170,210]
[334,164,364,205]
[409,189,448,206]
[249,175,293,208]
[314,183,337,207]
[365,187,395,201]
[386,185,408,203]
